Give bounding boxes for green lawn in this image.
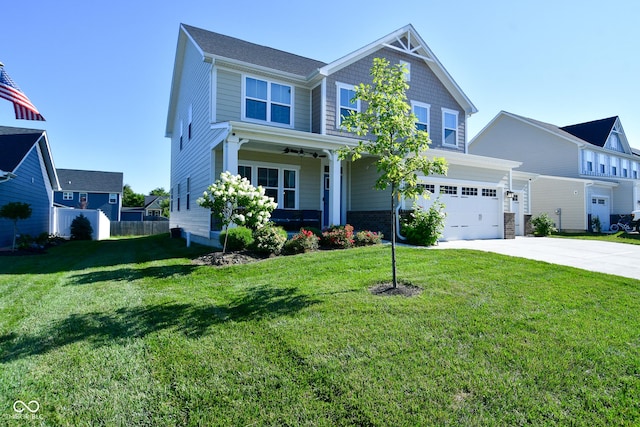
[1,235,639,426]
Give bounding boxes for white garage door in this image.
[416,184,501,240]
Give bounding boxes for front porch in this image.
[209,121,353,233]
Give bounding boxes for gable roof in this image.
[57,168,123,193]
[471,111,635,157]
[317,24,477,115]
[0,126,59,189]
[0,126,46,172]
[167,23,477,135]
[470,111,589,147]
[560,117,617,148]
[182,24,327,77]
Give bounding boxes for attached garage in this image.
[412,181,503,240]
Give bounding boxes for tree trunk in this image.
[391,186,398,288]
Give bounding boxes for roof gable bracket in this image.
[382,43,434,62]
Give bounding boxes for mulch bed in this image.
[192,251,270,266]
[368,282,423,297]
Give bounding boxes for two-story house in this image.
[470,111,640,232]
[0,126,60,247]
[54,168,124,221]
[166,24,526,245]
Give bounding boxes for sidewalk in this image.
[430,236,640,280]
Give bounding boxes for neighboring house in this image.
[0,126,60,247]
[165,23,527,245]
[54,169,123,221]
[469,111,640,232]
[121,195,168,221]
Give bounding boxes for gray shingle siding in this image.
[322,48,465,151]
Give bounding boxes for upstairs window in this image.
[412,101,430,133]
[63,192,73,201]
[336,83,359,127]
[442,109,459,147]
[109,193,117,204]
[244,77,292,126]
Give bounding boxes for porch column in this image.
[324,149,341,225]
[223,135,248,175]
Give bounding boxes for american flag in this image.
[0,63,45,121]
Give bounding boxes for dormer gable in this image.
[561,116,632,155]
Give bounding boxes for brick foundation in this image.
[504,212,515,239]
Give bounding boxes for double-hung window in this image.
[336,83,358,127]
[109,193,118,204]
[442,108,459,147]
[63,192,73,201]
[244,77,292,126]
[412,101,430,133]
[239,163,299,209]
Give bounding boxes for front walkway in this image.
[430,236,640,281]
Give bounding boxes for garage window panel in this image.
[440,185,458,195]
[461,187,478,196]
[418,183,435,194]
[482,188,497,197]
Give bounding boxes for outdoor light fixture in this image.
[506,190,514,199]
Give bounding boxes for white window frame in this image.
[63,191,73,201]
[442,108,459,147]
[242,75,294,128]
[411,101,430,134]
[238,161,300,209]
[109,193,117,204]
[336,82,360,128]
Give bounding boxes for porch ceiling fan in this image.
[283,147,326,158]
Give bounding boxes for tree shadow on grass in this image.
[1,285,319,363]
[65,265,198,286]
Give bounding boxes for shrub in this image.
[70,214,93,240]
[402,201,446,247]
[283,228,319,255]
[219,226,254,251]
[354,230,383,246]
[531,213,557,236]
[251,224,288,255]
[320,224,355,249]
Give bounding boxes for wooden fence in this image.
[111,221,170,236]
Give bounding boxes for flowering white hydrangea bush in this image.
[197,171,278,231]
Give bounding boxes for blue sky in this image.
[2,0,638,194]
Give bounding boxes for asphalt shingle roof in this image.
[560,117,617,148]
[57,169,123,193]
[182,24,327,77]
[0,126,45,172]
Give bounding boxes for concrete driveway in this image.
[431,236,640,280]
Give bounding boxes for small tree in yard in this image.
[197,171,278,253]
[339,57,448,288]
[0,202,32,251]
